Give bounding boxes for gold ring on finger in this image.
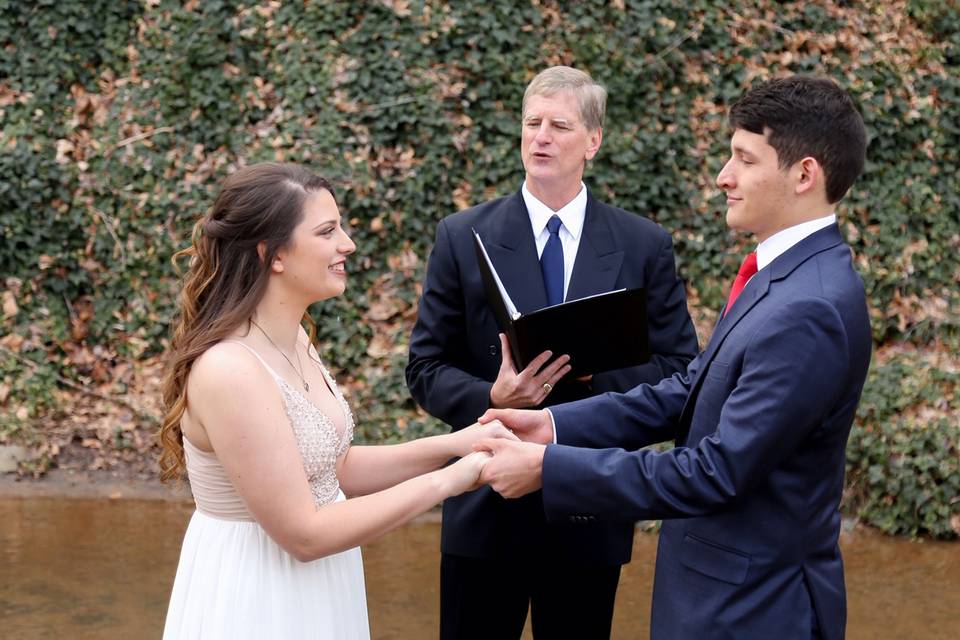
[542,382,553,394]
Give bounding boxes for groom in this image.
[477,75,871,640]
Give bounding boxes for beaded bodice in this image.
[268,350,354,506]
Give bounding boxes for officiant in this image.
[405,66,698,639]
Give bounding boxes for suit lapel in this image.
[675,269,770,442]
[675,224,846,444]
[566,193,624,300]
[483,192,549,314]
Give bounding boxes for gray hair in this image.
[522,66,607,131]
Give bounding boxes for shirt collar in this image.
[522,181,587,240]
[755,213,837,271]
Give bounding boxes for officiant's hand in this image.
[489,333,571,409]
[448,419,519,458]
[473,438,545,498]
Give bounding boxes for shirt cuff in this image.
[546,408,558,444]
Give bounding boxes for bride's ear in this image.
[257,241,285,273]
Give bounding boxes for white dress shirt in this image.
[756,213,837,270]
[522,181,587,303]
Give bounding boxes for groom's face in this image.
[716,128,795,243]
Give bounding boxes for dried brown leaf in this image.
[2,291,17,318]
[0,333,25,352]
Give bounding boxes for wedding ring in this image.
[542,382,553,394]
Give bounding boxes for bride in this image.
[159,162,506,639]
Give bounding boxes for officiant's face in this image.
[521,91,601,190]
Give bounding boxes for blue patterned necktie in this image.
[540,214,564,306]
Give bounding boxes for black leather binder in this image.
[473,229,650,378]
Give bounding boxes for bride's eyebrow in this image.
[312,218,338,231]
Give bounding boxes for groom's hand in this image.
[478,407,554,445]
[473,438,545,499]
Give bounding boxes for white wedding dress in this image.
[163,343,370,639]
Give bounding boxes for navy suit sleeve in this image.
[551,352,700,451]
[543,298,849,523]
[591,231,698,394]
[406,220,492,429]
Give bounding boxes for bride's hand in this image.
[443,451,493,496]
[448,420,519,457]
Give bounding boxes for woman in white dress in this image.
[159,163,507,639]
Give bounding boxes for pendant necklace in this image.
[250,319,310,392]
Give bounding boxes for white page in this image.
[473,230,521,321]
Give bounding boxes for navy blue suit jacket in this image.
[407,189,698,564]
[545,224,872,638]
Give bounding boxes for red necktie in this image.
[723,252,758,317]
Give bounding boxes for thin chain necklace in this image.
[250,319,310,392]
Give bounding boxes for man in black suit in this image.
[406,66,698,639]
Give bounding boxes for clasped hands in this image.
[459,408,555,499]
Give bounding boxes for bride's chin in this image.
[314,286,346,303]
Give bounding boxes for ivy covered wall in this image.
[1,1,957,537]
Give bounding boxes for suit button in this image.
[489,345,497,355]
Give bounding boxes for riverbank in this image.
[0,468,191,502]
[0,469,878,535]
[0,469,450,523]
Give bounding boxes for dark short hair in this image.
[729,76,867,203]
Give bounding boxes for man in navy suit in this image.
[476,75,871,640]
[406,66,698,639]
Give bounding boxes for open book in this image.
[473,228,650,378]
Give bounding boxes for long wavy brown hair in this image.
[159,163,334,481]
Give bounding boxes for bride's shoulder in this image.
[190,341,271,391]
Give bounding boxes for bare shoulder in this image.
[188,341,275,401]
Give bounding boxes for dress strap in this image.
[224,340,285,383]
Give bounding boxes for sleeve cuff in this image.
[546,408,558,444]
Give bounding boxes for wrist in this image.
[488,383,503,409]
[541,409,557,445]
[444,430,468,458]
[429,467,452,499]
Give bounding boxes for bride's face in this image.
[273,189,356,302]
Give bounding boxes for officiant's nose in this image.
[531,123,553,146]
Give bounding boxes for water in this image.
[1,497,957,639]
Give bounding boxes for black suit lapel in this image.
[482,192,549,314]
[566,193,624,301]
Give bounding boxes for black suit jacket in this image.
[406,188,698,564]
